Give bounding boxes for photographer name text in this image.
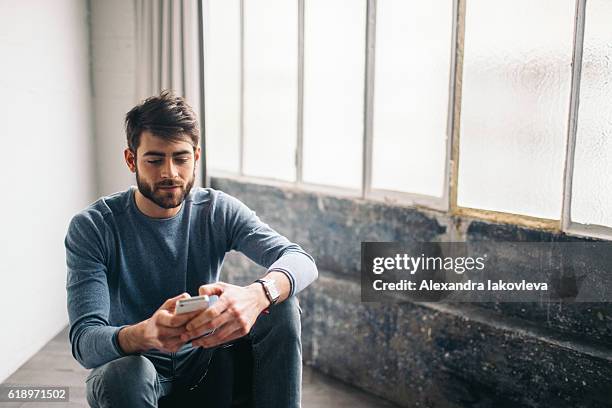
[372,279,548,292]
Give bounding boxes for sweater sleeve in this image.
[65,211,126,369]
[214,192,318,296]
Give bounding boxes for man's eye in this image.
[175,157,190,164]
[147,160,162,164]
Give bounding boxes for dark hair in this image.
[125,90,199,152]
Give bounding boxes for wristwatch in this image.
[255,278,280,306]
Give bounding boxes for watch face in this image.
[265,279,280,301]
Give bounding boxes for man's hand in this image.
[181,282,270,348]
[118,292,199,354]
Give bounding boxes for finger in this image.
[198,283,225,297]
[183,312,227,341]
[184,296,230,331]
[194,324,245,348]
[191,328,225,348]
[167,309,201,327]
[211,320,247,343]
[184,303,230,333]
[184,328,215,344]
[157,310,192,328]
[193,321,240,347]
[160,292,191,311]
[182,309,233,341]
[183,308,213,332]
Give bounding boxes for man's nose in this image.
[160,159,179,178]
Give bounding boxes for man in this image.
[65,91,318,407]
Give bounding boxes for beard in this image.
[136,169,195,209]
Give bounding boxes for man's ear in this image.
[194,146,201,163]
[124,148,137,173]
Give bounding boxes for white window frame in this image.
[562,0,612,240]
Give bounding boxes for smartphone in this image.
[175,295,210,314]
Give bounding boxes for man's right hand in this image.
[118,292,199,354]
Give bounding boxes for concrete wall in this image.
[0,0,96,383]
[212,177,612,408]
[89,0,137,196]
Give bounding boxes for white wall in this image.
[90,0,137,196]
[0,0,96,382]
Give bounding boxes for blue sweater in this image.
[65,187,317,369]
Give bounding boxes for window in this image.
[372,0,453,199]
[458,0,575,219]
[302,0,366,189]
[201,0,612,240]
[242,0,298,181]
[202,0,241,173]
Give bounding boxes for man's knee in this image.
[253,296,302,345]
[86,355,158,408]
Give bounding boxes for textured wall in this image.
[212,177,612,408]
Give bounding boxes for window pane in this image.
[202,0,241,173]
[371,0,453,197]
[570,0,612,228]
[457,0,575,219]
[303,0,366,189]
[243,0,297,181]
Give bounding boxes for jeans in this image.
[85,296,302,408]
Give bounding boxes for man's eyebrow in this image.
[142,150,193,157]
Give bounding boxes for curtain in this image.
[134,0,207,185]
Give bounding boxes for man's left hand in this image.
[181,281,269,348]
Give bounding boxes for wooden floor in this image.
[0,327,398,407]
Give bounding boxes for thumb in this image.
[199,283,224,297]
[160,292,191,311]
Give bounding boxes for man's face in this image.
[127,131,200,210]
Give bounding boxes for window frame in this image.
[562,0,612,240]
